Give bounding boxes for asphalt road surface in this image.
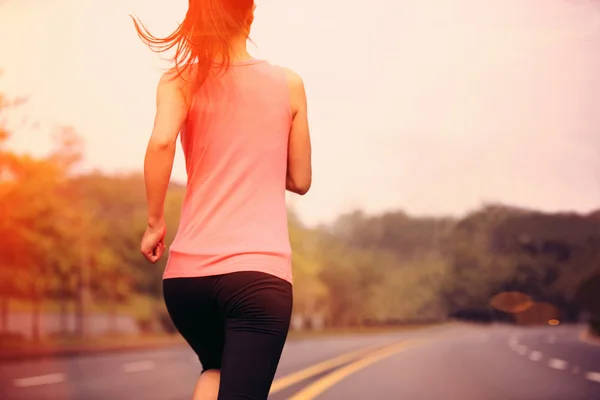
[1,323,599,399]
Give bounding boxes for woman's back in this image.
[136,2,311,397]
[164,60,294,283]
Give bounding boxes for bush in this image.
[157,309,177,334]
[136,317,154,334]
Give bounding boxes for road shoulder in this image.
[0,335,186,363]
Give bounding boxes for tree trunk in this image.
[0,296,8,333]
[31,277,45,342]
[76,275,92,338]
[59,296,68,335]
[31,298,41,342]
[76,247,92,339]
[107,283,117,335]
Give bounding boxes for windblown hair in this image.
[131,0,255,86]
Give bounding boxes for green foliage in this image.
[310,203,600,327]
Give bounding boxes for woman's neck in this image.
[226,35,252,62]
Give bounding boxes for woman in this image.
[134,1,312,399]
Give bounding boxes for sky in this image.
[1,0,599,226]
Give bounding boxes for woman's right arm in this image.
[284,68,312,195]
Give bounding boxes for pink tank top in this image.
[163,59,293,284]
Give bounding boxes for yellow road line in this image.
[269,344,385,394]
[289,339,423,400]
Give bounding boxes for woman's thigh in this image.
[215,271,293,400]
[163,277,224,371]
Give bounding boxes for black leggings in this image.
[163,271,293,400]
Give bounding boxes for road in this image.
[1,324,599,399]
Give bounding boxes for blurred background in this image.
[1,0,600,399]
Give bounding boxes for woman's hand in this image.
[141,222,167,263]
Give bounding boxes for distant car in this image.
[450,308,494,324]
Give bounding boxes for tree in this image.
[0,86,29,334]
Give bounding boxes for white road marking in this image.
[14,373,65,388]
[549,358,568,370]
[586,371,600,383]
[529,351,543,361]
[122,360,156,373]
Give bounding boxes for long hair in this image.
[131,0,255,86]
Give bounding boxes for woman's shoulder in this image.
[268,64,304,94]
[155,66,198,107]
[268,62,302,81]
